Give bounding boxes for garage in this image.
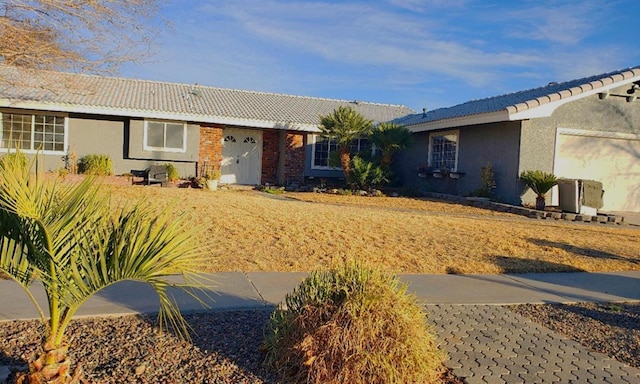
[553,128,640,212]
[220,128,262,185]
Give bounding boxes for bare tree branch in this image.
[0,0,165,76]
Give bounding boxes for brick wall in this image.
[199,124,223,176]
[201,126,305,185]
[284,132,305,184]
[261,129,279,184]
[261,129,306,185]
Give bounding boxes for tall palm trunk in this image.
[381,151,392,167]
[339,147,351,178]
[18,339,82,384]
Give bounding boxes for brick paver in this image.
[427,304,640,383]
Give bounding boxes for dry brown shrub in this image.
[264,262,445,383]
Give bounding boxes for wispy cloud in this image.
[202,0,544,86]
[501,1,603,45]
[386,0,470,12]
[125,0,640,109]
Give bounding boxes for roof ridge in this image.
[0,64,411,110]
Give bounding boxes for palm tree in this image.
[319,106,373,178]
[520,170,558,210]
[0,153,207,384]
[369,122,413,167]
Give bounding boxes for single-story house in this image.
[2,64,639,212]
[395,66,640,212]
[0,64,412,185]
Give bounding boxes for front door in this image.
[220,128,262,185]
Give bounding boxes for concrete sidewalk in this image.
[1,271,639,320]
[2,271,640,383]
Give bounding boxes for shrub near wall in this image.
[78,154,112,176]
[264,262,445,384]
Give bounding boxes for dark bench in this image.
[131,165,168,187]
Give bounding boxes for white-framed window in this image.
[311,135,377,169]
[143,120,187,152]
[428,130,459,171]
[1,112,67,154]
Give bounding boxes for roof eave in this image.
[508,72,640,120]
[406,110,510,132]
[0,99,321,132]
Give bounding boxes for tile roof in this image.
[396,66,640,129]
[0,65,414,131]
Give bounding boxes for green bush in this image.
[78,154,112,176]
[165,163,179,181]
[264,262,445,384]
[348,156,388,191]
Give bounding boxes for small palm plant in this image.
[319,106,373,179]
[519,170,558,210]
[369,122,413,167]
[0,153,208,383]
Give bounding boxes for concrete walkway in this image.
[2,271,640,383]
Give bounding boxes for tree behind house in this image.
[0,0,163,76]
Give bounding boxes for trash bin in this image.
[557,179,604,215]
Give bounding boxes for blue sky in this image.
[121,0,640,112]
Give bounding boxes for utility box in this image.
[557,179,604,215]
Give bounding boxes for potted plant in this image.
[417,164,431,178]
[432,167,449,179]
[519,170,558,210]
[204,169,221,190]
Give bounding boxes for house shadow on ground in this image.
[527,238,640,265]
[485,255,586,274]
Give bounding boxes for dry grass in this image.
[89,181,640,275]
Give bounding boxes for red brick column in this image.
[261,129,279,184]
[199,124,223,176]
[284,132,305,183]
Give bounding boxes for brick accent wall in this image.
[261,129,306,185]
[284,132,305,184]
[261,129,279,184]
[199,124,223,176]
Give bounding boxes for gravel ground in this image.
[1,310,278,383]
[510,302,640,368]
[0,310,460,383]
[7,302,634,383]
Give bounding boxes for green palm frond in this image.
[370,122,413,153]
[519,170,558,197]
[0,150,209,347]
[319,106,373,147]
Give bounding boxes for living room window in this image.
[1,112,66,153]
[144,121,186,152]
[312,136,377,169]
[429,130,459,171]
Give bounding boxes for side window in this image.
[429,130,459,171]
[144,121,186,152]
[1,112,66,153]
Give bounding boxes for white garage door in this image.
[220,128,262,185]
[553,129,640,212]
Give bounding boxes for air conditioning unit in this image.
[557,179,604,215]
